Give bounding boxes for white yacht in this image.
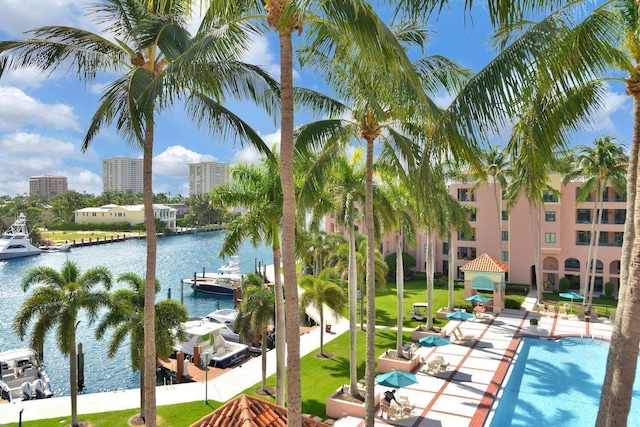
[0,213,41,260]
[173,320,248,368]
[0,348,53,402]
[182,256,243,296]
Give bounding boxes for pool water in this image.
[488,337,640,426]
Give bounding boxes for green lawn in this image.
[5,278,525,426]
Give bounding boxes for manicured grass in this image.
[4,401,218,427]
[40,230,141,245]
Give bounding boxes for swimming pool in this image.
[487,337,640,426]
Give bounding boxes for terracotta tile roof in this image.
[460,253,508,273]
[190,394,329,427]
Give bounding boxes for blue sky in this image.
[0,1,631,197]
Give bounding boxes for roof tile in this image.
[460,253,508,273]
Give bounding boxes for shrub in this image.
[559,277,571,293]
[529,318,539,325]
[384,252,417,278]
[504,297,523,309]
[604,281,615,297]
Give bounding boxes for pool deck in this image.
[334,296,615,427]
[0,294,615,426]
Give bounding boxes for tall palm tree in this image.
[563,136,627,308]
[210,150,286,404]
[470,144,510,258]
[299,267,347,357]
[234,279,275,395]
[0,3,276,424]
[14,261,112,427]
[95,272,188,419]
[378,169,417,357]
[302,148,366,398]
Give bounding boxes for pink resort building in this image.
[326,172,624,298]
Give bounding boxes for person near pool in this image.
[381,389,398,418]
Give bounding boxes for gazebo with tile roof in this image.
[190,394,330,427]
[460,253,509,313]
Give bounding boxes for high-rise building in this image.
[102,157,143,193]
[188,161,229,196]
[29,175,68,196]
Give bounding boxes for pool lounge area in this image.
[334,302,627,427]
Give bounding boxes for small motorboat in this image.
[0,348,53,402]
[40,243,71,253]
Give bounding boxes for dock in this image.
[157,358,230,384]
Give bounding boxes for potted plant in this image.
[529,317,539,331]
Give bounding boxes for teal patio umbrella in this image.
[446,311,475,321]
[418,335,451,348]
[376,370,418,388]
[559,291,585,313]
[465,294,491,303]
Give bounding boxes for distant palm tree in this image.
[95,272,188,419]
[299,267,347,357]
[234,280,275,394]
[563,136,627,307]
[210,151,286,404]
[471,145,510,258]
[14,261,112,427]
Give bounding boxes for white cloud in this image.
[233,129,280,164]
[0,66,50,89]
[0,0,87,37]
[588,86,629,133]
[0,132,80,195]
[154,145,216,178]
[66,169,102,194]
[0,87,80,131]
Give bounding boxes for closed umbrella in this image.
[559,291,585,313]
[446,311,475,321]
[465,294,491,303]
[376,370,418,388]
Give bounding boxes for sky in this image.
[0,1,631,197]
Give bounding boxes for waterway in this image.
[0,231,271,397]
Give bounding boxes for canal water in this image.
[0,231,271,397]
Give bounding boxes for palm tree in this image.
[210,151,286,405]
[234,279,275,395]
[299,267,347,357]
[303,148,366,398]
[562,136,627,308]
[379,170,417,357]
[470,144,510,258]
[95,272,188,420]
[14,261,112,427]
[0,3,276,424]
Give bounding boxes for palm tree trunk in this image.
[70,326,78,427]
[596,85,640,426]
[347,223,359,397]
[396,231,404,356]
[493,178,502,258]
[448,232,455,311]
[319,310,325,356]
[426,232,434,330]
[528,204,542,305]
[364,135,376,426]
[272,226,286,405]
[143,124,158,427]
[140,353,145,418]
[587,186,604,308]
[584,186,599,304]
[278,29,302,426]
[261,329,268,392]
